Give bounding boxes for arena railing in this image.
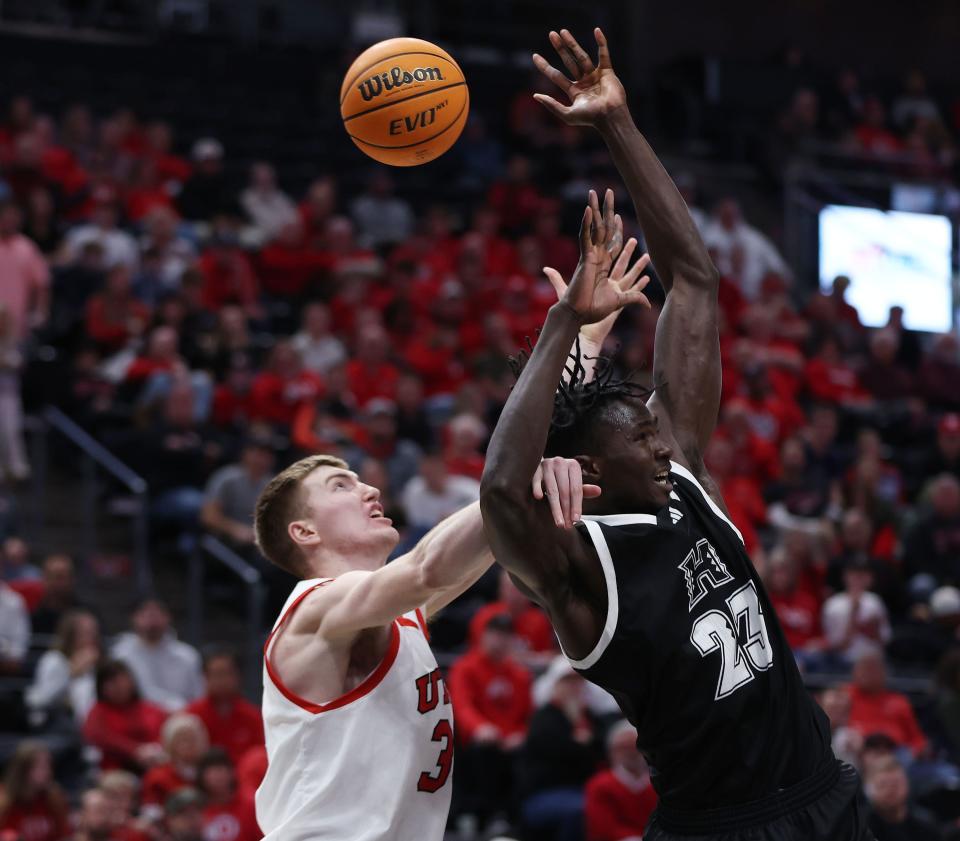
[188,534,266,699]
[31,406,153,597]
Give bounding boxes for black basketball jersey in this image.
[570,460,832,812]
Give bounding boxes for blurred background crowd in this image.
[0,1,959,840]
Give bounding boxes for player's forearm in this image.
[482,303,581,503]
[415,502,492,592]
[597,107,716,293]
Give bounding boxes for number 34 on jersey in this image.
[679,538,774,701]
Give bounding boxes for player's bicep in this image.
[650,282,721,457]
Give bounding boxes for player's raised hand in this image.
[532,27,626,127]
[532,457,601,529]
[555,189,651,326]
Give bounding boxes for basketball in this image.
[340,37,469,167]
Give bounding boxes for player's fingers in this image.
[595,27,612,69]
[602,189,615,242]
[532,92,573,121]
[532,54,573,94]
[553,461,572,528]
[567,461,583,525]
[589,189,604,244]
[532,463,544,500]
[543,266,567,298]
[607,213,623,256]
[541,461,564,527]
[549,29,583,80]
[612,237,638,280]
[560,29,595,75]
[583,483,603,498]
[620,289,652,309]
[578,203,593,251]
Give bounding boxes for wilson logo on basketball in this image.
[357,66,445,101]
[390,100,448,135]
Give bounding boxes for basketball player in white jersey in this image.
[252,452,594,840]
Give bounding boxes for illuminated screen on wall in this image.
[818,205,953,332]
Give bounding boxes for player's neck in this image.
[302,545,389,578]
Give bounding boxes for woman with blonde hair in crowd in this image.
[141,712,209,819]
[0,741,69,841]
[25,608,102,728]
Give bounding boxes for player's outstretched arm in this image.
[311,458,590,641]
[481,191,650,609]
[534,28,722,475]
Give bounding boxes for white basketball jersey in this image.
[256,578,453,841]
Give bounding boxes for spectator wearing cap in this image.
[449,612,532,831]
[518,657,602,841]
[196,749,261,841]
[201,436,275,551]
[248,341,323,428]
[83,660,167,771]
[821,555,891,665]
[469,570,555,667]
[141,713,209,818]
[401,452,480,534]
[64,187,139,272]
[902,474,960,587]
[185,648,264,765]
[290,302,346,377]
[864,756,942,841]
[846,651,928,759]
[584,720,657,841]
[350,171,415,251]
[239,161,298,244]
[163,788,206,841]
[84,263,150,353]
[0,199,49,343]
[176,138,237,222]
[111,599,203,712]
[0,742,69,841]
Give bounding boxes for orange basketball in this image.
[340,37,469,167]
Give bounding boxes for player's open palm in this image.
[532,27,626,126]
[553,189,650,326]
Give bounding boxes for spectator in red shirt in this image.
[716,400,779,483]
[804,336,872,407]
[0,742,69,841]
[83,659,167,772]
[854,96,903,156]
[463,207,518,280]
[860,329,914,403]
[197,749,262,841]
[704,437,767,530]
[141,713,210,817]
[249,341,323,428]
[486,154,543,234]
[737,361,806,445]
[449,613,532,827]
[298,176,337,247]
[84,264,150,353]
[71,786,142,841]
[144,121,191,187]
[585,720,657,841]
[186,648,264,765]
[443,412,486,481]
[346,324,400,408]
[846,650,928,758]
[764,549,823,655]
[469,569,556,666]
[98,770,153,841]
[197,224,260,316]
[236,746,267,804]
[532,198,579,281]
[257,218,331,299]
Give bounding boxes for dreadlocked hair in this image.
[508,334,656,457]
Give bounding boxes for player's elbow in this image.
[479,476,524,526]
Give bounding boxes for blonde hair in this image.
[161,713,209,755]
[254,454,348,576]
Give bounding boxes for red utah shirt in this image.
[185,695,265,765]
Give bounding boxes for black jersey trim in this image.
[669,460,745,545]
[562,519,619,670]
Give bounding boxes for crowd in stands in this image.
[0,38,959,841]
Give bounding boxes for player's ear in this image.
[288,519,321,548]
[575,455,601,484]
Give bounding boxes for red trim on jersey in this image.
[415,608,430,641]
[263,580,401,715]
[397,617,419,630]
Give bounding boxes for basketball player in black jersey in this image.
[480,27,873,841]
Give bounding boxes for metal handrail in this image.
[34,406,152,596]
[188,534,266,700]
